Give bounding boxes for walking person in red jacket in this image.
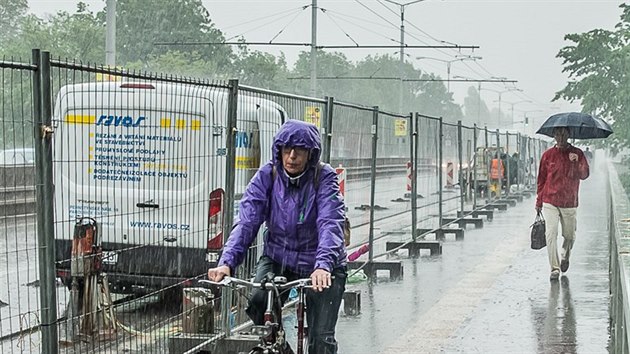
[535,127,590,281]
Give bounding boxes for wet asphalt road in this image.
[337,156,610,353]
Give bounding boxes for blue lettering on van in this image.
[96,115,145,127]
[235,131,254,149]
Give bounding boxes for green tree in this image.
[0,0,27,47]
[554,3,630,152]
[114,0,233,70]
[291,50,355,99]
[124,50,219,79]
[463,85,491,127]
[1,3,104,62]
[231,46,289,89]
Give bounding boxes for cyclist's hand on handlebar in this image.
[310,268,331,292]
[207,265,231,282]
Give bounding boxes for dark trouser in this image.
[246,256,347,354]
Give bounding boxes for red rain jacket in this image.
[536,144,589,209]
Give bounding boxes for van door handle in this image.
[136,202,159,209]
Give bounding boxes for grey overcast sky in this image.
[29,0,622,128]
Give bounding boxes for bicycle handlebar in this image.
[199,276,312,290]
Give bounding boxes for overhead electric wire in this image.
[354,0,488,80]
[221,5,309,32]
[323,10,400,44]
[225,8,308,41]
[320,8,360,46]
[268,6,311,43]
[352,0,401,29]
[375,0,401,17]
[210,1,525,102]
[326,2,509,95]
[322,8,400,31]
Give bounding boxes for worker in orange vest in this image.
[489,157,504,197]
[490,157,504,179]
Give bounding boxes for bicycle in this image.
[200,274,312,354]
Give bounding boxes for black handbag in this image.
[530,210,546,250]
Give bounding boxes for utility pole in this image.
[384,0,426,113]
[477,82,481,126]
[398,7,405,113]
[310,0,318,97]
[105,0,116,67]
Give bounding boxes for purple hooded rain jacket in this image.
[218,120,347,277]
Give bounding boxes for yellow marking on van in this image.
[89,146,94,151]
[176,119,186,129]
[160,118,171,128]
[191,120,201,131]
[89,132,95,137]
[88,154,93,160]
[88,168,93,173]
[65,114,95,124]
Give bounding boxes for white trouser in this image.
[542,203,577,272]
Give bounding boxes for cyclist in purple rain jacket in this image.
[208,119,347,354]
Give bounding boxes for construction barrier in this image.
[446,161,454,188]
[406,161,412,192]
[336,164,346,197]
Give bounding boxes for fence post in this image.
[527,137,533,187]
[33,49,59,354]
[472,125,478,209]
[533,138,539,182]
[516,133,523,185]
[457,120,464,214]
[410,113,417,241]
[368,106,379,263]
[496,129,501,199]
[505,133,511,195]
[322,96,334,163]
[222,79,239,337]
[438,117,444,227]
[484,126,490,200]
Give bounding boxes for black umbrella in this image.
[536,112,613,139]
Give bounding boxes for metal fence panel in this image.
[370,112,412,252]
[416,115,441,230]
[460,125,476,206]
[0,59,39,353]
[47,59,233,352]
[441,123,461,217]
[329,102,375,253]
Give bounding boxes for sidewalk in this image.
[337,157,610,353]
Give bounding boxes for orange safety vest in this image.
[490,158,504,179]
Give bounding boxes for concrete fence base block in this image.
[386,240,442,256]
[347,261,403,280]
[343,290,361,316]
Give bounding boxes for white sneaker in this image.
[550,270,560,281]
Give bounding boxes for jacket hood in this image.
[272,120,321,167]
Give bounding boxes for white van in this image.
[53,82,286,293]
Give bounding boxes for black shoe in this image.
[560,259,569,273]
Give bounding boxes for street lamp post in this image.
[500,100,532,128]
[519,109,544,134]
[416,55,482,93]
[480,87,522,128]
[452,76,518,127]
[384,0,427,113]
